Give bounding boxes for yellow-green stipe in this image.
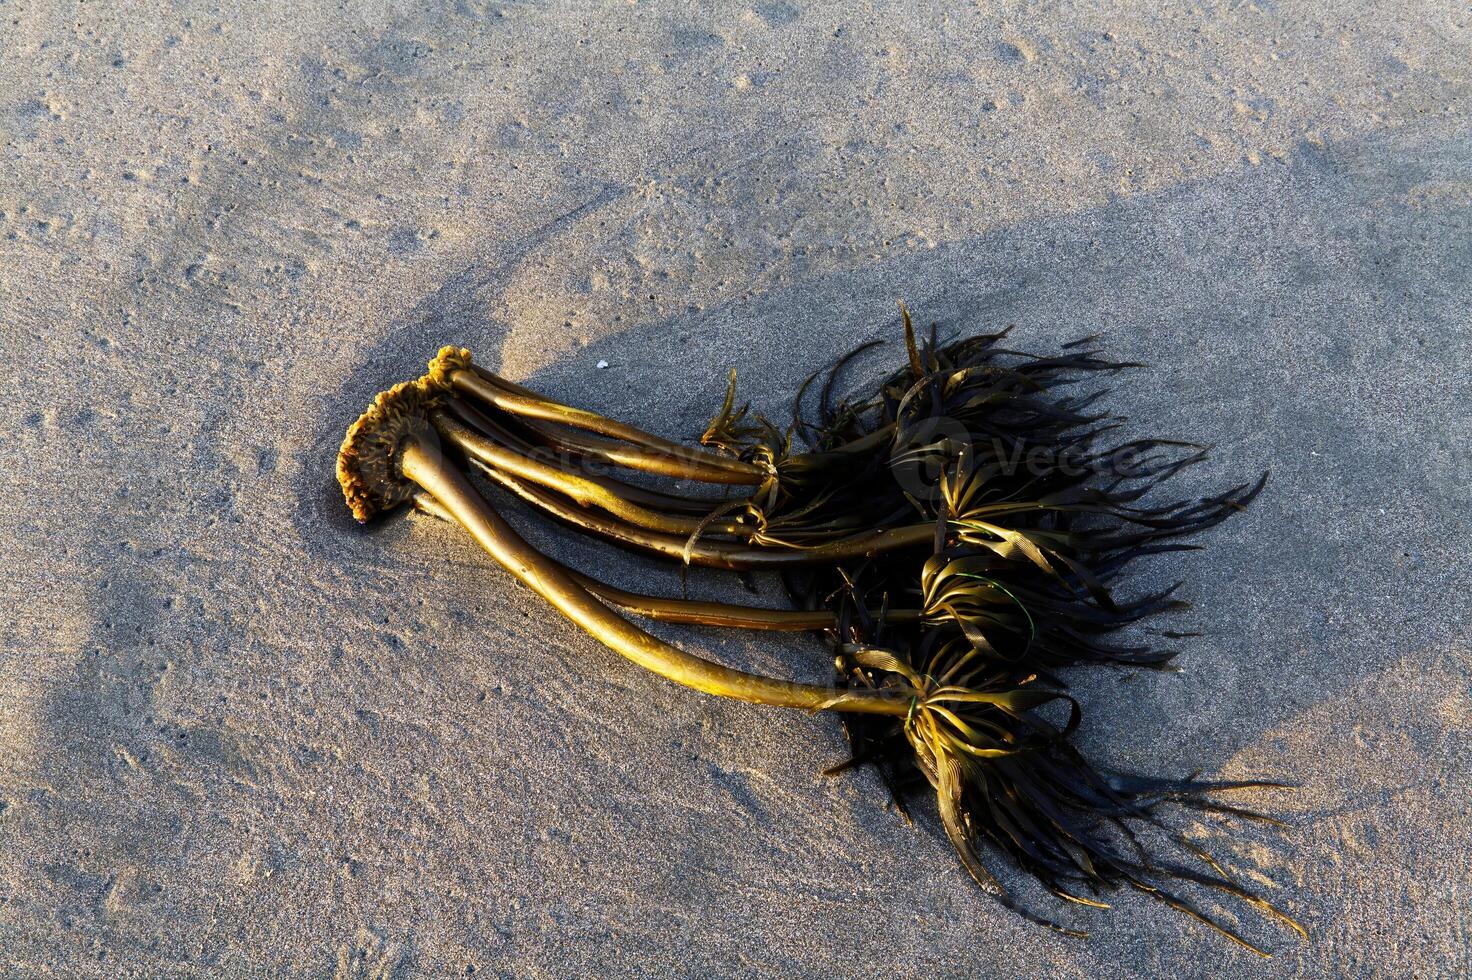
[399,436,908,714]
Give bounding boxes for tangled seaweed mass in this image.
[336,306,1303,955]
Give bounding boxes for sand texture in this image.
[2,1,1470,976]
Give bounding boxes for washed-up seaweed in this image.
[336,305,1300,954]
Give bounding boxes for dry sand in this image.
[2,1,1470,976]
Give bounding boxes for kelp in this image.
[336,305,1299,955]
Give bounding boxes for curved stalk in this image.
[434,411,751,538]
[465,455,938,569]
[444,396,728,516]
[450,367,768,485]
[570,575,918,630]
[399,437,909,714]
[471,359,901,479]
[509,404,767,486]
[412,491,922,631]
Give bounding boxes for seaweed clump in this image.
[335,304,1301,955]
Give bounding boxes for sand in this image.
[2,1,1470,976]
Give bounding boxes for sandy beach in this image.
[2,1,1469,975]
